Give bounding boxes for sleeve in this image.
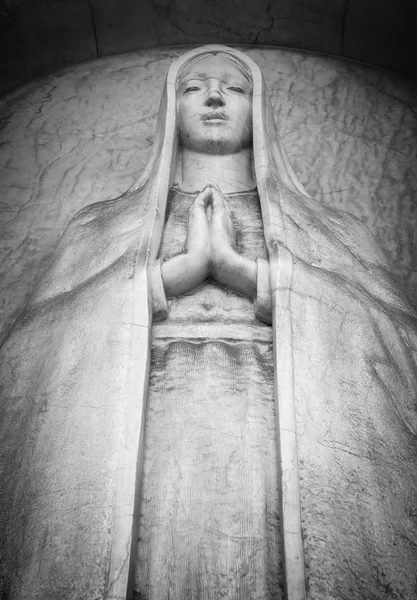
[151,259,169,321]
[254,257,272,325]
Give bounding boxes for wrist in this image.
[254,257,272,324]
[211,249,257,298]
[150,259,169,321]
[185,251,210,286]
[161,252,208,298]
[232,253,257,298]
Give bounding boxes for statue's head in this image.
[128,45,309,244]
[176,52,253,155]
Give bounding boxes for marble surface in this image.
[1,46,416,344]
[1,0,417,96]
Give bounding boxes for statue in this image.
[1,45,417,600]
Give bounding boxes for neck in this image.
[176,147,256,193]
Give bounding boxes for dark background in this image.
[1,0,416,96]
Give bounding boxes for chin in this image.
[195,135,245,155]
[204,139,232,154]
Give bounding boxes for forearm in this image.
[161,253,208,298]
[211,251,272,324]
[212,251,257,299]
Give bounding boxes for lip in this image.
[203,113,228,121]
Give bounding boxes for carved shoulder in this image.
[29,193,149,305]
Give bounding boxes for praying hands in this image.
[160,184,258,299]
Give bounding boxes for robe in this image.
[134,187,282,598]
[0,189,153,600]
[1,167,417,599]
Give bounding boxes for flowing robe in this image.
[1,178,417,599]
[0,189,153,600]
[134,187,282,598]
[285,202,417,600]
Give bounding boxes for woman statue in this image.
[1,45,417,600]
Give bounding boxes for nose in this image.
[205,84,225,108]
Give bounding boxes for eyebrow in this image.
[180,72,250,85]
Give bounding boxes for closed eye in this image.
[228,86,244,93]
[184,86,201,93]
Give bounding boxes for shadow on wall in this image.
[1,0,417,96]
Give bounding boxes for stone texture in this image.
[1,0,417,96]
[88,0,346,56]
[0,46,416,346]
[0,0,97,94]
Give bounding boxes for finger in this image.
[206,203,213,222]
[212,185,231,218]
[210,185,225,210]
[189,188,212,218]
[212,183,228,201]
[195,186,213,208]
[189,187,211,212]
[212,186,233,221]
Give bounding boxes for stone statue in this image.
[1,45,417,600]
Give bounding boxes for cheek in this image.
[178,109,196,140]
[229,98,251,128]
[243,105,252,138]
[235,107,252,139]
[178,103,202,130]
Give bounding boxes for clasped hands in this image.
[160,184,257,299]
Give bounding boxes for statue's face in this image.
[177,54,252,155]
